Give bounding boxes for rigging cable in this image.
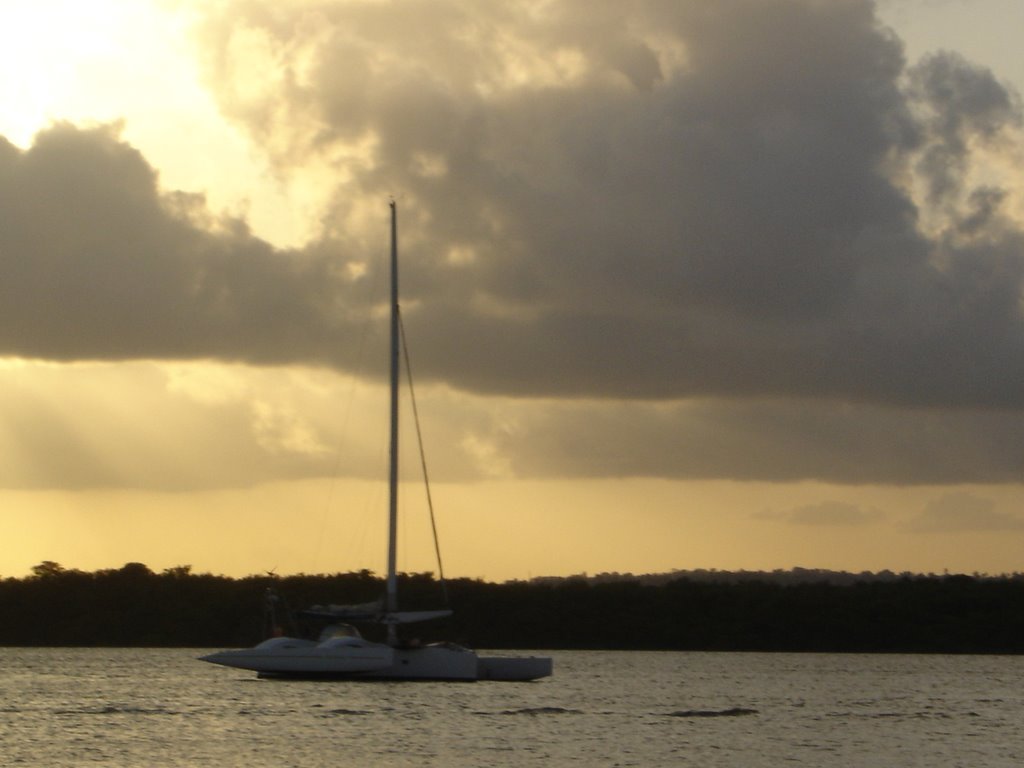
[398,308,449,603]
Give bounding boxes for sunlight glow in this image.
[0,0,310,248]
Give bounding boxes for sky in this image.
[1,0,1024,582]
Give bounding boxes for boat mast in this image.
[386,200,400,643]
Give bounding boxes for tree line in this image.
[2,561,1023,653]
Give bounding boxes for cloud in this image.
[0,359,405,491]
[759,501,880,526]
[0,1,1021,409]
[908,50,1022,210]
[472,397,1024,484]
[182,0,1024,411]
[2,0,1024,491]
[0,122,391,372]
[181,0,1024,409]
[3,361,1023,490]
[910,491,1024,532]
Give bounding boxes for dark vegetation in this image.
[3,561,1024,653]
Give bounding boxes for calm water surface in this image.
[2,648,1022,767]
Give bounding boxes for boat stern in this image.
[477,655,553,681]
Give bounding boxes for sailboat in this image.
[200,202,552,681]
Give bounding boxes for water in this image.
[2,649,1023,767]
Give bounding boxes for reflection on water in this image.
[2,648,1023,767]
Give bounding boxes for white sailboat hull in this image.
[478,655,554,681]
[199,636,395,675]
[372,645,480,680]
[200,637,551,681]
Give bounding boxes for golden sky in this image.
[2,0,1024,581]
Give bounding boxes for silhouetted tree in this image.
[3,562,1024,652]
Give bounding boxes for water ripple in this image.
[53,705,180,716]
[484,706,584,716]
[666,707,759,718]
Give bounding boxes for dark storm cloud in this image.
[187,0,1024,407]
[1,0,1023,412]
[0,123,374,368]
[463,397,1024,484]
